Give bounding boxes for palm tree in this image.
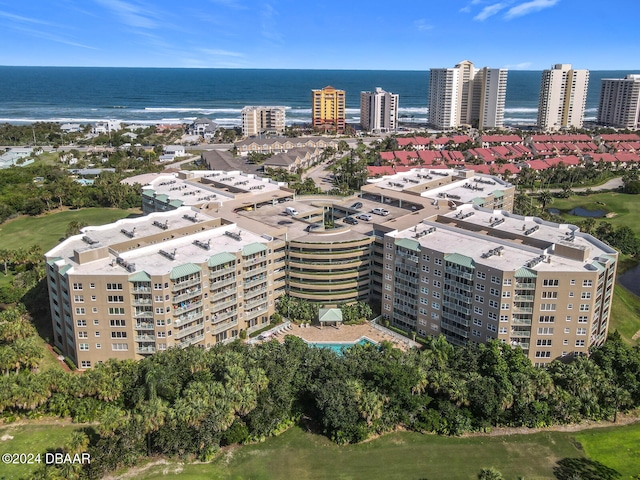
[537,190,553,212]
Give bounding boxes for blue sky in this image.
[0,0,637,70]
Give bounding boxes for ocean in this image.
[0,67,638,128]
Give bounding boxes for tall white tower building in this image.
[428,60,507,130]
[537,64,589,131]
[597,74,640,129]
[241,106,286,137]
[360,87,399,133]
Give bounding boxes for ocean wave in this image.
[504,107,538,114]
[503,118,537,123]
[141,107,244,114]
[398,107,429,114]
[585,108,597,113]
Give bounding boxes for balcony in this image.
[134,310,154,319]
[173,299,203,315]
[178,333,205,348]
[213,309,237,322]
[211,287,237,301]
[245,286,268,300]
[172,288,202,303]
[246,297,267,309]
[443,301,471,315]
[135,322,154,330]
[514,294,534,302]
[172,277,201,292]
[135,334,156,342]
[511,318,532,326]
[512,305,533,314]
[210,276,236,290]
[132,286,151,293]
[209,266,235,277]
[244,275,267,288]
[175,321,205,339]
[244,265,267,276]
[509,330,531,338]
[212,319,239,335]
[174,310,204,325]
[132,297,153,306]
[445,267,473,281]
[136,346,156,354]
[515,282,536,289]
[245,306,268,320]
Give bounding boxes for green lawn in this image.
[0,423,84,480]
[574,422,640,478]
[550,191,640,237]
[610,284,640,345]
[0,208,141,252]
[138,425,584,480]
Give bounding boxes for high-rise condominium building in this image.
[311,86,346,133]
[537,64,589,131]
[360,87,399,133]
[241,106,286,137]
[428,60,507,130]
[597,74,640,129]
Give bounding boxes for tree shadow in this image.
[554,457,621,480]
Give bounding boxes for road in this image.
[546,177,624,193]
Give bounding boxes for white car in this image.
[356,213,372,221]
[371,208,389,216]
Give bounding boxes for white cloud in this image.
[200,48,245,57]
[474,3,508,21]
[414,19,433,31]
[94,0,158,29]
[0,10,55,26]
[505,0,559,19]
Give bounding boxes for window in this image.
[156,319,166,326]
[112,343,128,351]
[75,307,86,315]
[499,327,508,333]
[501,303,510,310]
[421,276,429,284]
[579,304,590,312]
[503,278,512,286]
[421,287,429,295]
[76,319,87,327]
[385,284,392,291]
[575,339,585,347]
[155,307,165,314]
[538,327,554,335]
[540,304,556,311]
[92,307,98,313]
[474,294,484,303]
[473,306,483,315]
[477,271,486,279]
[109,319,126,327]
[434,269,442,277]
[419,309,427,316]
[476,283,485,292]
[108,307,125,315]
[386,242,393,250]
[107,295,124,303]
[500,315,509,322]
[487,324,497,332]
[581,292,592,299]
[539,315,555,323]
[433,280,441,288]
[434,258,442,265]
[491,276,500,284]
[537,339,552,346]
[158,343,166,350]
[578,316,588,323]
[385,253,393,260]
[488,312,497,320]
[489,300,499,308]
[111,331,127,339]
[74,295,84,303]
[566,316,572,322]
[157,331,166,338]
[94,331,100,337]
[431,313,439,320]
[563,339,569,345]
[384,293,391,301]
[472,329,481,337]
[430,323,439,331]
[431,302,440,310]
[570,279,576,285]
[490,288,499,296]
[502,291,511,298]
[567,304,573,310]
[422,254,430,262]
[535,351,551,358]
[79,343,89,351]
[432,291,440,299]
[90,283,95,289]
[421,265,430,273]
[385,263,392,270]
[154,283,163,290]
[72,283,83,290]
[93,319,99,326]
[564,327,570,334]
[543,279,559,287]
[154,295,163,302]
[78,331,88,338]
[384,304,390,311]
[583,280,593,287]
[541,291,558,299]
[569,292,575,298]
[81,360,92,368]
[577,328,587,335]
[106,283,123,291]
[473,318,482,326]
[91,295,96,301]
[420,297,428,305]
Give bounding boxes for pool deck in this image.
[268,323,415,351]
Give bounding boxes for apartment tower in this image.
[597,74,640,129]
[537,64,589,131]
[241,106,286,137]
[428,60,507,130]
[360,87,399,133]
[311,86,346,133]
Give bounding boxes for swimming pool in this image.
[307,337,377,353]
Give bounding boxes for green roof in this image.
[208,252,237,267]
[395,238,421,252]
[58,264,72,276]
[319,308,343,323]
[590,261,605,272]
[129,271,151,282]
[444,253,475,269]
[47,257,62,266]
[494,190,504,197]
[472,197,485,205]
[142,189,155,197]
[170,263,202,280]
[169,199,184,208]
[515,267,537,278]
[242,242,267,256]
[154,194,169,202]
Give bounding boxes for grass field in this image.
[610,284,640,345]
[0,423,84,479]
[0,207,141,251]
[138,425,585,480]
[550,191,640,236]
[574,422,640,478]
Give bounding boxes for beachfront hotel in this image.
[311,86,346,133]
[241,106,286,137]
[46,166,617,368]
[537,64,589,131]
[597,74,640,129]
[360,87,399,133]
[428,60,507,130]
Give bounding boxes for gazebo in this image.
[318,308,343,328]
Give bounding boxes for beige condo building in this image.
[537,64,589,131]
[597,74,640,129]
[241,106,286,137]
[312,86,346,133]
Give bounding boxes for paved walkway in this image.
[543,176,624,193]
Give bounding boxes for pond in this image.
[619,262,640,297]
[548,207,607,218]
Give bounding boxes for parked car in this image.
[343,216,358,225]
[356,213,372,221]
[372,207,390,216]
[305,223,321,232]
[350,201,363,209]
[285,207,299,216]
